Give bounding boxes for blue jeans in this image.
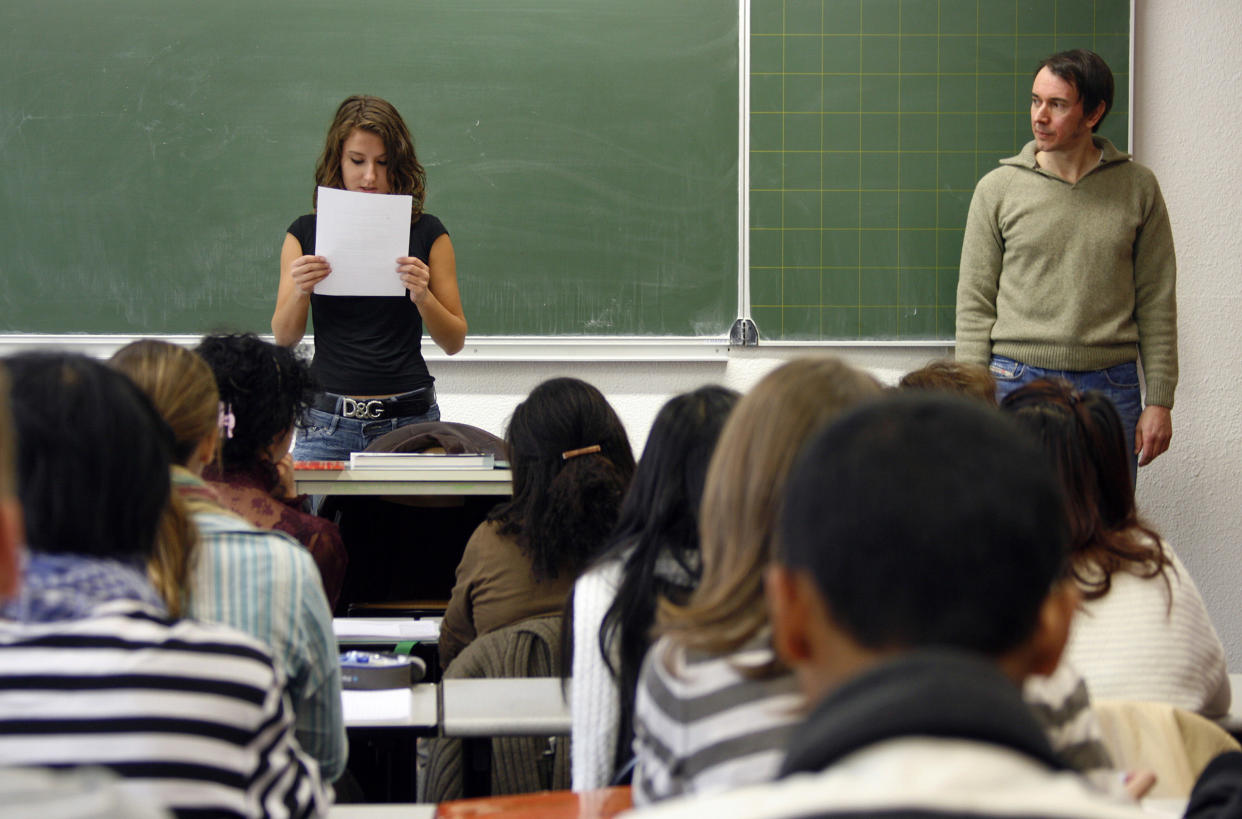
[989,355,1141,482]
[293,402,441,462]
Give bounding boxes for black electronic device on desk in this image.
[340,651,426,690]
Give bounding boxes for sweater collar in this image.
[779,649,1066,778]
[1002,136,1130,171]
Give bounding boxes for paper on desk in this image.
[314,186,412,296]
[342,688,412,723]
[334,618,442,642]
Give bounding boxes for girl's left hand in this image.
[397,256,431,305]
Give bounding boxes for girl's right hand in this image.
[289,255,331,295]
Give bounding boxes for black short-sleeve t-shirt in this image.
[287,211,448,395]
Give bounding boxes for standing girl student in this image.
[274,95,467,461]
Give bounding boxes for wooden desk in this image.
[441,678,570,737]
[437,787,632,818]
[295,466,512,496]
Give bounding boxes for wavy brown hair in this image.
[899,359,997,406]
[312,95,427,220]
[657,357,883,669]
[1001,378,1169,600]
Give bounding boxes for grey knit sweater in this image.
[955,137,1178,408]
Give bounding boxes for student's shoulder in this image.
[415,211,448,236]
[18,599,280,667]
[287,213,316,247]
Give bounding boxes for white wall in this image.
[4,0,1239,669]
[1129,0,1242,669]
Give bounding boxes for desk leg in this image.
[462,737,492,798]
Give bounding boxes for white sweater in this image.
[571,559,625,791]
[1064,541,1230,717]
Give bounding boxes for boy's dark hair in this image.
[196,333,316,475]
[6,352,175,561]
[1037,49,1114,133]
[488,377,635,581]
[779,393,1068,656]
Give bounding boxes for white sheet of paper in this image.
[313,186,412,296]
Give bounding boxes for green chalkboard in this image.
[0,0,738,336]
[749,0,1130,341]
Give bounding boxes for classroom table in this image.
[342,683,439,729]
[295,465,512,496]
[440,678,571,737]
[335,617,442,646]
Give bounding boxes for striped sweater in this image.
[179,469,347,783]
[0,600,329,818]
[630,634,803,805]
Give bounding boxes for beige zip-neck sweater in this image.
[955,137,1178,408]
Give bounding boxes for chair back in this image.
[420,615,570,800]
[1093,699,1242,798]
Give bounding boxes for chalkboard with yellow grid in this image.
[749,0,1130,340]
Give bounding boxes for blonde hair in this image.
[110,340,219,466]
[110,340,221,617]
[658,357,882,664]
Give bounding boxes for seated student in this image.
[196,333,348,608]
[898,360,1115,783]
[1003,379,1230,716]
[634,393,1156,819]
[0,352,326,817]
[571,386,739,790]
[630,358,883,803]
[110,339,347,784]
[898,358,997,405]
[440,377,634,669]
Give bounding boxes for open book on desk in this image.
[349,452,495,470]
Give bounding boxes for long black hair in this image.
[488,377,635,580]
[596,385,738,773]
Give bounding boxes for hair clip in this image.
[218,402,236,440]
[561,444,601,461]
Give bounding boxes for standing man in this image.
[956,49,1177,472]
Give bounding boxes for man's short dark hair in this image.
[779,393,1068,656]
[5,352,175,561]
[1037,49,1114,133]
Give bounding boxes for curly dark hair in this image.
[488,377,635,581]
[195,333,317,477]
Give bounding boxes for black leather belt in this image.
[311,387,435,421]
